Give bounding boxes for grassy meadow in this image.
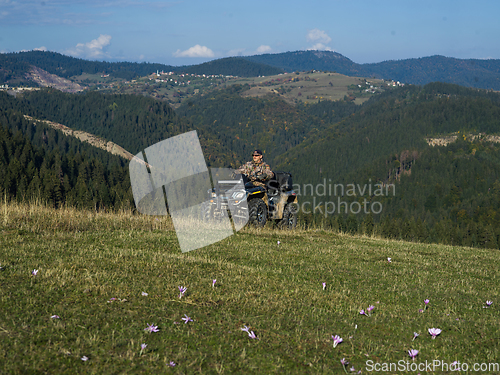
[0,201,499,374]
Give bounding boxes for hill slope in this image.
[1,200,499,373]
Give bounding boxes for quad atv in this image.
[203,171,298,229]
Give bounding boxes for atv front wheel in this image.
[248,199,267,228]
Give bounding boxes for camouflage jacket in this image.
[236,160,273,185]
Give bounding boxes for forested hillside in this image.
[276,82,500,248]
[177,85,359,166]
[0,108,133,209]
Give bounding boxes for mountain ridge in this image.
[3,50,500,91]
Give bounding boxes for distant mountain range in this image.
[243,50,500,90]
[2,50,500,90]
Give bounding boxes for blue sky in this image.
[1,0,499,66]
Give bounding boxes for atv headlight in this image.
[231,191,246,200]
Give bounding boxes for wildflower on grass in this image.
[51,315,60,319]
[181,314,193,324]
[81,356,89,361]
[418,309,424,313]
[212,279,216,288]
[140,343,147,355]
[387,257,391,263]
[451,361,462,371]
[169,361,176,367]
[178,286,187,298]
[340,358,349,374]
[332,335,343,348]
[367,305,375,315]
[408,349,419,361]
[412,332,419,341]
[277,241,281,245]
[144,323,159,333]
[322,282,326,290]
[31,269,38,276]
[360,309,367,316]
[483,300,493,308]
[423,298,430,311]
[141,292,148,296]
[428,328,442,339]
[241,325,257,339]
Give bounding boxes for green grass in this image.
[0,201,499,374]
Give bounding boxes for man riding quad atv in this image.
[240,170,298,228]
[203,150,298,229]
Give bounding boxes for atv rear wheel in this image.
[248,199,267,228]
[279,203,297,229]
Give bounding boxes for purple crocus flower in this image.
[423,298,430,311]
[32,269,38,276]
[144,323,159,333]
[412,332,419,341]
[241,325,257,339]
[428,328,442,339]
[322,282,326,290]
[360,309,367,316]
[178,286,187,298]
[169,361,176,367]
[387,257,391,263]
[340,358,349,374]
[141,291,148,296]
[51,315,60,319]
[408,349,419,361]
[332,335,343,348]
[484,300,493,308]
[367,305,375,313]
[81,356,89,361]
[181,314,193,324]
[451,361,461,371]
[212,279,216,288]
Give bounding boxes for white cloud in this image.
[306,28,334,51]
[308,43,334,52]
[256,45,272,54]
[307,28,331,44]
[173,45,215,58]
[34,46,47,51]
[65,34,112,59]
